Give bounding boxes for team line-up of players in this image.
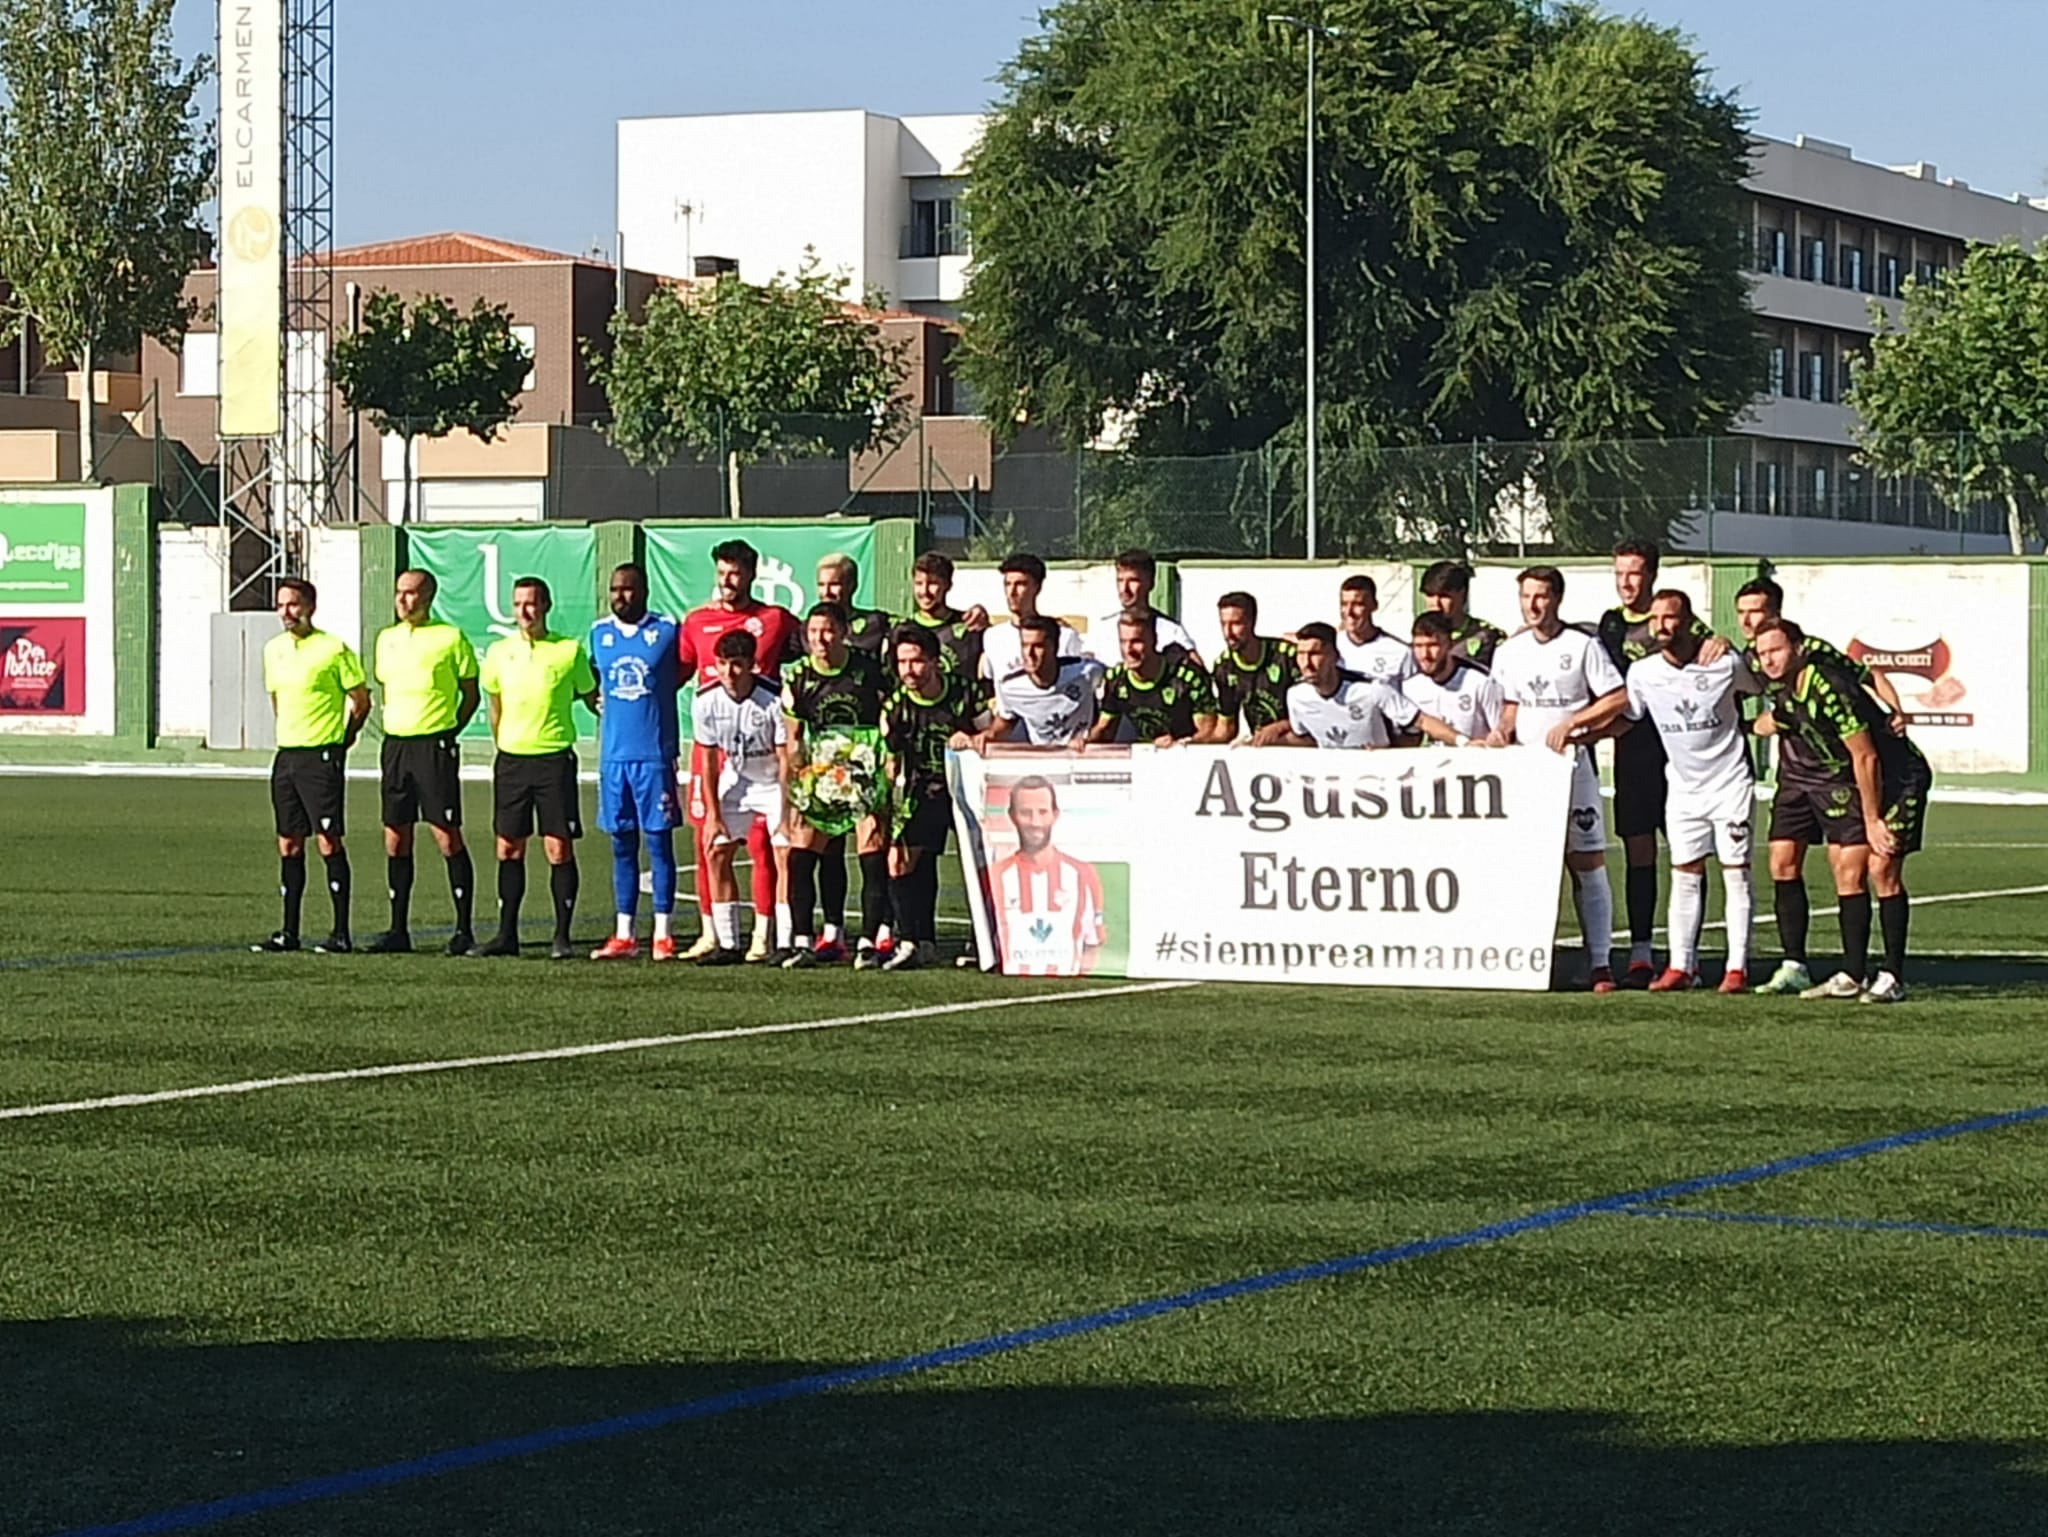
[252,538,1928,996]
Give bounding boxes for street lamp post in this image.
[1266,14,1338,559]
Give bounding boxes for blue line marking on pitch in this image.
[49,1096,2048,1537]
[1614,1203,2048,1244]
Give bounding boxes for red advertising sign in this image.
[0,618,85,714]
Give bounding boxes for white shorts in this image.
[712,776,788,847]
[1666,780,1756,867]
[1565,748,1606,855]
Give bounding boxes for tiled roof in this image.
[322,232,603,268]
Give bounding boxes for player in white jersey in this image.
[688,629,795,964]
[986,775,1106,976]
[980,550,1084,681]
[1615,590,1763,994]
[1402,611,1507,743]
[1491,565,1628,991]
[1099,547,1199,661]
[1334,572,1415,683]
[983,615,1105,747]
[1279,624,1464,749]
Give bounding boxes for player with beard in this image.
[1733,576,1909,995]
[1401,611,1507,744]
[587,563,684,962]
[1279,622,1463,749]
[1606,591,1762,993]
[881,625,988,972]
[1598,538,1728,986]
[677,539,803,961]
[781,601,889,968]
[1210,592,1296,745]
[982,614,1104,747]
[1492,566,1629,991]
[815,553,893,658]
[1334,573,1414,683]
[1090,609,1220,745]
[1751,618,1931,1004]
[1417,561,1508,670]
[985,775,1106,977]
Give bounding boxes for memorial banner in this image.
[951,744,1574,990]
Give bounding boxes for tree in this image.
[959,0,1760,550]
[0,0,211,481]
[330,292,531,522]
[1850,241,2048,554]
[589,253,912,518]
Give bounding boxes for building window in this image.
[1877,253,1901,299]
[1804,237,1829,285]
[1807,464,1830,518]
[1838,353,1857,402]
[1767,346,1788,397]
[905,198,968,259]
[1760,459,1783,516]
[511,324,536,392]
[179,331,219,396]
[1915,260,1939,289]
[1840,246,1866,293]
[1799,351,1826,402]
[1757,227,1788,275]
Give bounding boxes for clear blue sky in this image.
[173,0,2048,254]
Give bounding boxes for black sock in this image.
[497,857,526,943]
[859,851,891,941]
[819,836,849,929]
[1774,878,1810,965]
[549,860,578,943]
[387,854,415,933]
[889,856,940,944]
[446,847,475,936]
[1879,891,1910,980]
[787,848,819,943]
[279,853,306,939]
[323,850,352,939]
[1838,892,1872,981]
[1626,864,1657,949]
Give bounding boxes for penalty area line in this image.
[0,981,1197,1123]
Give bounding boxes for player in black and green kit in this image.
[899,550,986,682]
[879,624,987,971]
[1751,618,1930,1004]
[781,601,890,967]
[1418,561,1508,670]
[1210,591,1296,744]
[815,554,893,658]
[1091,609,1221,745]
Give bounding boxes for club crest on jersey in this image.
[610,657,652,701]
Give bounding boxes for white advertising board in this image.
[952,743,1573,990]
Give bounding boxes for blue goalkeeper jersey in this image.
[591,612,682,764]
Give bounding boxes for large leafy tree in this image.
[588,253,911,518]
[0,0,212,481]
[961,0,1760,552]
[1850,241,2048,554]
[330,292,531,522]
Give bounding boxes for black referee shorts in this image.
[899,788,954,854]
[1611,730,1668,841]
[271,745,346,840]
[493,750,583,842]
[381,733,464,830]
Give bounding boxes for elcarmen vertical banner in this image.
[217,0,283,438]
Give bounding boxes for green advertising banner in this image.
[403,525,599,739]
[642,523,881,618]
[0,502,88,605]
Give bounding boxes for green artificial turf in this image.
[2,777,2046,1536]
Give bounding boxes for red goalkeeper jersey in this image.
[677,601,803,689]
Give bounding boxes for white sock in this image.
[615,913,634,941]
[711,902,739,949]
[821,921,841,945]
[794,934,812,951]
[775,902,793,948]
[1575,866,1613,973]
[1721,865,1754,974]
[877,923,894,946]
[653,910,672,942]
[1667,870,1706,975]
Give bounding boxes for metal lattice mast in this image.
[281,0,337,552]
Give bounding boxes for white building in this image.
[616,109,981,317]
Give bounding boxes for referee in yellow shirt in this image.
[476,575,597,959]
[367,569,481,955]
[256,577,370,953]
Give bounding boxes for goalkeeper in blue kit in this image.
[588,563,685,961]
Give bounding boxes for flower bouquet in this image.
[790,726,888,837]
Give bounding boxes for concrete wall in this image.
[156,527,228,739]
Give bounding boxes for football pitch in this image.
[4,777,2047,1536]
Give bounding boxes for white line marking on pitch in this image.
[0,981,1198,1124]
